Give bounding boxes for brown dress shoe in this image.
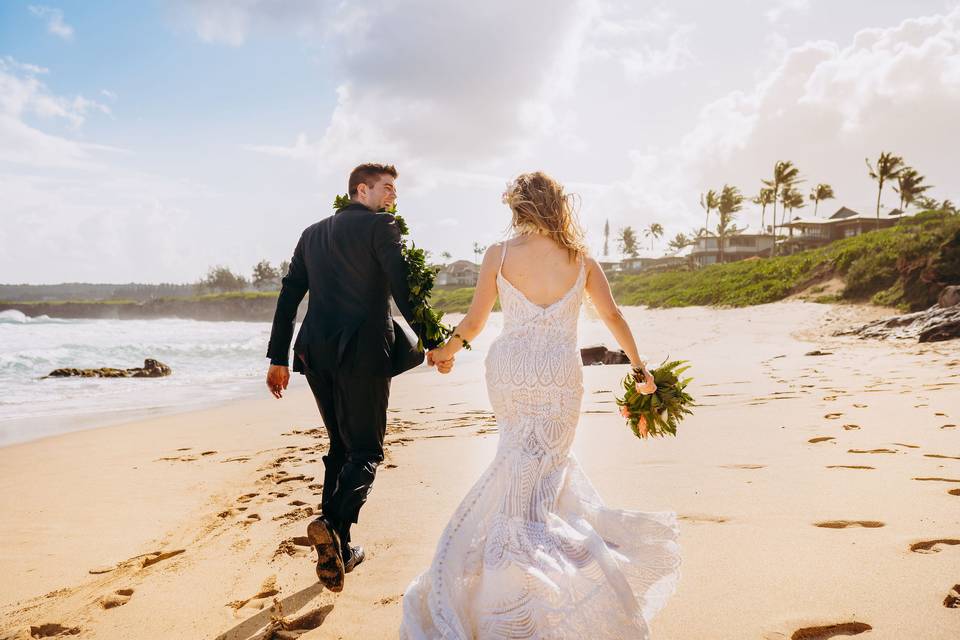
[343,544,365,573]
[306,517,345,592]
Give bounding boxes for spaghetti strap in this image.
[498,241,508,275]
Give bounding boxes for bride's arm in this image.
[431,244,502,359]
[584,257,648,370]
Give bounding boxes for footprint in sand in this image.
[949,489,960,496]
[678,514,729,524]
[237,492,259,504]
[257,605,334,636]
[272,506,315,524]
[790,621,872,639]
[891,442,920,448]
[925,453,960,460]
[228,575,280,614]
[719,464,766,469]
[824,412,843,419]
[272,536,313,561]
[814,520,884,529]
[808,437,835,443]
[99,588,134,609]
[28,623,82,637]
[841,424,860,431]
[945,584,960,608]
[909,539,960,554]
[826,465,875,470]
[141,549,185,568]
[913,477,960,483]
[852,403,867,408]
[941,424,957,429]
[847,448,897,454]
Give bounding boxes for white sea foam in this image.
[0,317,282,445]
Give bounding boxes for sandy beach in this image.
[1,300,958,640]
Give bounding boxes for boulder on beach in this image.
[44,358,172,379]
[835,300,960,343]
[580,344,631,366]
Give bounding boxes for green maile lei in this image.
[333,194,471,352]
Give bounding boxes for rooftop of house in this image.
[783,206,908,226]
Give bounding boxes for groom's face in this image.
[362,174,397,211]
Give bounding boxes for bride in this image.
[401,171,681,639]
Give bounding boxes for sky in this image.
[1,0,959,284]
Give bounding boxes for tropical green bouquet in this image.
[333,194,470,352]
[616,358,695,439]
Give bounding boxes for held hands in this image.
[266,364,290,399]
[427,347,455,374]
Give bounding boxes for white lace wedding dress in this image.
[399,244,681,639]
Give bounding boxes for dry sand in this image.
[1,300,958,639]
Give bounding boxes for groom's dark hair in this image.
[348,163,398,197]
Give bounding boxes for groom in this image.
[265,163,453,592]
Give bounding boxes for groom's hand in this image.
[267,364,290,399]
[427,349,454,374]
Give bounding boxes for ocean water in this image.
[0,310,276,446]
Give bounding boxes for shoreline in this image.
[2,301,958,639]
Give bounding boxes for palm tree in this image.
[618,227,639,258]
[808,183,835,217]
[667,232,692,253]
[603,219,610,256]
[699,190,720,238]
[440,250,453,263]
[942,199,958,214]
[894,168,933,214]
[762,160,802,256]
[715,184,744,263]
[472,241,486,265]
[752,188,775,234]
[916,195,939,211]
[643,222,664,251]
[780,185,806,220]
[866,151,905,230]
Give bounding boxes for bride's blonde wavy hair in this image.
[501,171,589,263]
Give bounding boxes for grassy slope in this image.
[612,210,960,312]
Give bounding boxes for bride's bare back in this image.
[499,235,582,307]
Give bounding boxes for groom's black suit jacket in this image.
[266,202,440,378]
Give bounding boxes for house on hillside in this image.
[435,260,481,286]
[620,247,691,273]
[778,206,910,255]
[689,233,775,267]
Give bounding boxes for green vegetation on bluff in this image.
[612,210,960,311]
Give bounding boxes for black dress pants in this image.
[304,365,390,556]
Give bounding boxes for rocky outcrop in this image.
[938,285,960,308]
[835,299,960,343]
[580,344,631,366]
[44,358,172,378]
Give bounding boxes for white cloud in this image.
[0,58,116,168]
[765,0,811,24]
[609,5,960,238]
[28,5,75,41]
[585,7,697,82]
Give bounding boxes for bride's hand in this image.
[633,366,657,395]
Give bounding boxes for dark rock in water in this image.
[938,285,960,308]
[44,358,172,379]
[580,344,630,366]
[835,304,960,343]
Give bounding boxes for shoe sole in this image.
[307,519,345,592]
